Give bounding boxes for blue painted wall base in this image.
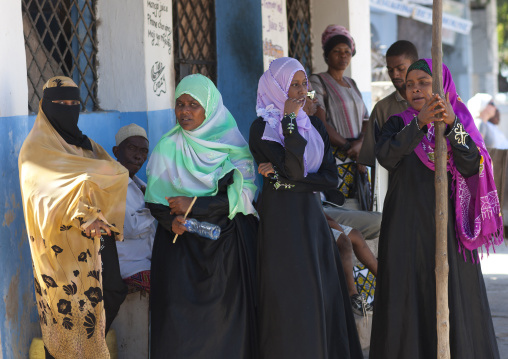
[0,108,174,358]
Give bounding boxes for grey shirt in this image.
[358,90,409,167]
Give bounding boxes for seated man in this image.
[305,79,382,241]
[113,124,156,293]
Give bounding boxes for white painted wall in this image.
[97,0,148,112]
[0,0,28,117]
[347,0,372,99]
[97,0,174,113]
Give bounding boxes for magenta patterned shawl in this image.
[397,59,503,256]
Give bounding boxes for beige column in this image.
[310,0,371,98]
[0,0,28,117]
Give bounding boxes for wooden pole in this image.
[432,1,450,358]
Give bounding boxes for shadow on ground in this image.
[482,243,508,358]
[362,243,508,359]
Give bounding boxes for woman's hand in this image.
[166,196,193,215]
[346,139,363,160]
[357,164,367,175]
[442,92,456,126]
[417,93,446,128]
[283,97,304,116]
[325,213,343,232]
[172,216,188,235]
[84,219,111,238]
[258,162,275,177]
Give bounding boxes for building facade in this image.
[0,0,372,357]
[370,0,499,100]
[1,0,501,356]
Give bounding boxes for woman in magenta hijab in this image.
[370,59,501,359]
[249,57,363,359]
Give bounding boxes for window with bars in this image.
[22,0,98,113]
[286,0,312,74]
[173,0,217,85]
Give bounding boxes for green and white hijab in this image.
[145,74,257,219]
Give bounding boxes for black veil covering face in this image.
[41,78,92,151]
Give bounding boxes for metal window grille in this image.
[173,0,217,85]
[287,0,312,74]
[22,0,99,113]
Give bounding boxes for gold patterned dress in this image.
[19,78,128,359]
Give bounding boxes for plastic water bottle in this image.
[184,218,221,240]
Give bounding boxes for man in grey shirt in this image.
[358,40,419,167]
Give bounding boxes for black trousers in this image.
[45,234,127,358]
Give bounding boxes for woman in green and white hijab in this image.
[145,74,258,359]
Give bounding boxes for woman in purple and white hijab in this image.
[370,59,501,359]
[249,57,363,359]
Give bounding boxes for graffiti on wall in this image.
[146,0,172,54]
[144,0,174,108]
[261,0,288,70]
[151,61,167,96]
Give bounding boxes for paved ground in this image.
[362,242,508,359]
[481,242,508,358]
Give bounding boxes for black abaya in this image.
[148,172,258,359]
[370,116,500,359]
[249,116,363,359]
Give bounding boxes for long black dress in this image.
[370,116,500,359]
[148,171,258,359]
[249,116,363,359]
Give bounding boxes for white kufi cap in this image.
[115,124,148,146]
[467,93,493,119]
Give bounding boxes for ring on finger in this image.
[91,229,96,234]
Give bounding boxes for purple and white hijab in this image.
[256,57,325,176]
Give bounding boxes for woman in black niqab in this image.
[41,78,92,151]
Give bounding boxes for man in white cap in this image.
[468,93,508,150]
[113,123,155,293]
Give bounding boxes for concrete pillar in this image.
[0,2,42,359]
[443,27,473,101]
[142,0,174,113]
[444,0,473,102]
[311,0,372,108]
[347,0,372,108]
[0,0,28,117]
[470,0,499,96]
[142,0,176,150]
[311,0,346,75]
[260,0,288,71]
